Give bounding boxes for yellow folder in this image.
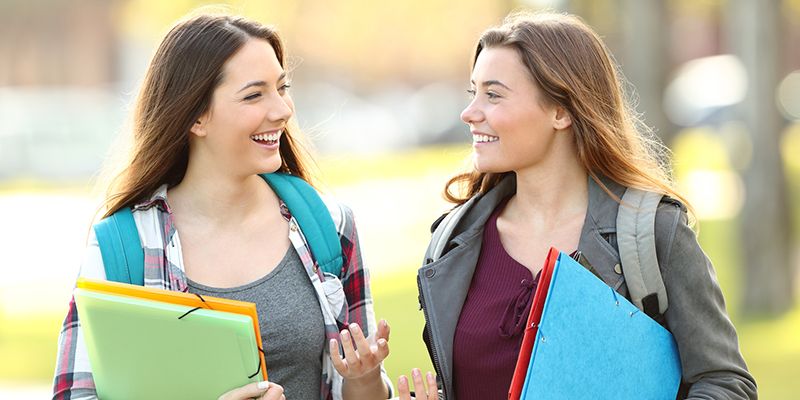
[75,278,268,399]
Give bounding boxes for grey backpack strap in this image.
[426,196,479,263]
[617,187,668,316]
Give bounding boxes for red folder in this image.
[508,247,559,400]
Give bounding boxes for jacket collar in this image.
[449,174,517,241]
[450,173,626,239]
[584,174,627,231]
[447,172,627,289]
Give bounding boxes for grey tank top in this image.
[187,246,325,400]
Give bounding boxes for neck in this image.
[167,159,272,224]
[506,137,589,223]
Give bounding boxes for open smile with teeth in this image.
[251,130,282,144]
[473,134,499,143]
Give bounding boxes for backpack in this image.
[427,187,668,320]
[93,173,344,285]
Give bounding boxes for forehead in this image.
[220,38,282,85]
[471,46,529,83]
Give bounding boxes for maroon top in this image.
[452,201,540,400]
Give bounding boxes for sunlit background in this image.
[1,0,799,398]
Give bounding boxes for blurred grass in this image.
[0,313,62,385]
[2,136,800,398]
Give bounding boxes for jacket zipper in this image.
[418,274,447,399]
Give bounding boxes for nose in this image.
[460,98,483,125]
[266,92,293,123]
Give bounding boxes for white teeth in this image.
[473,134,498,143]
[251,130,282,142]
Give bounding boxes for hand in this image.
[330,319,390,380]
[397,369,438,400]
[218,381,285,400]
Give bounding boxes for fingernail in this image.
[412,368,421,377]
[341,330,349,338]
[349,323,358,330]
[257,381,270,390]
[427,371,433,379]
[399,375,407,385]
[378,338,387,347]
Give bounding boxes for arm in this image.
[333,204,393,399]
[659,206,757,399]
[52,231,106,400]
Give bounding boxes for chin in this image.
[473,157,510,174]
[257,156,283,175]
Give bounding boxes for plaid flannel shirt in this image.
[52,184,392,400]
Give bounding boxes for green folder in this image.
[74,287,263,400]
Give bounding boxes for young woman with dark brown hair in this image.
[53,13,392,400]
[398,11,756,400]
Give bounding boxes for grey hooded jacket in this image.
[417,174,757,399]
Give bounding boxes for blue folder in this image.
[520,252,681,399]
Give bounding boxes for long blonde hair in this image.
[102,14,314,218]
[446,11,691,213]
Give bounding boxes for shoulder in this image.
[320,194,357,237]
[654,196,688,239]
[79,228,108,280]
[653,195,693,270]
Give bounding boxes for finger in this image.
[377,319,391,342]
[260,382,284,400]
[412,368,426,398]
[397,375,412,400]
[329,339,349,374]
[219,381,270,400]
[374,336,390,363]
[348,323,374,360]
[426,371,438,399]
[340,329,361,369]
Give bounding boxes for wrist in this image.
[347,365,382,385]
[343,367,388,398]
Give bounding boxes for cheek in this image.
[233,105,269,128]
[495,110,552,159]
[488,108,528,142]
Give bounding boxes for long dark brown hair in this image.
[445,11,692,212]
[102,14,314,218]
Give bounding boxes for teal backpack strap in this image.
[617,188,667,318]
[262,173,344,277]
[93,207,145,285]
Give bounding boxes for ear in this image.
[190,114,208,137]
[552,106,572,131]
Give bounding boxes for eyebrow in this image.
[471,79,513,91]
[236,72,287,93]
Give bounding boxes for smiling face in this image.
[461,46,567,175]
[190,38,293,177]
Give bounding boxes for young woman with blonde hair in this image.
[53,13,393,400]
[398,11,756,400]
